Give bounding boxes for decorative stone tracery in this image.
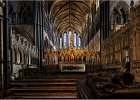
[11,29,38,67]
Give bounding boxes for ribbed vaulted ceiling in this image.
[49,0,91,35]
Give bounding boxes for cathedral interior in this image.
[1,0,140,99]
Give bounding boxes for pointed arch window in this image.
[60,37,62,49]
[116,14,121,24]
[26,6,32,22]
[19,5,33,24]
[79,37,81,47]
[61,31,81,49]
[120,9,127,24]
[74,32,77,47]
[9,5,16,23]
[63,33,67,47]
[19,6,25,23]
[113,9,121,24]
[68,31,71,47]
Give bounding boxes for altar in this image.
[59,64,85,72]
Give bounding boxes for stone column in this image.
[0,0,4,91]
[3,0,11,88]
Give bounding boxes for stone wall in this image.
[130,4,140,73]
[101,2,140,74]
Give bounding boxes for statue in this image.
[70,34,74,47]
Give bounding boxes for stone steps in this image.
[7,95,77,99]
[11,87,76,92]
[12,79,77,82]
[11,82,76,87]
[13,92,77,96]
[12,86,76,89]
[7,79,78,99]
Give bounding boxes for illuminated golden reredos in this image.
[45,33,100,64]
